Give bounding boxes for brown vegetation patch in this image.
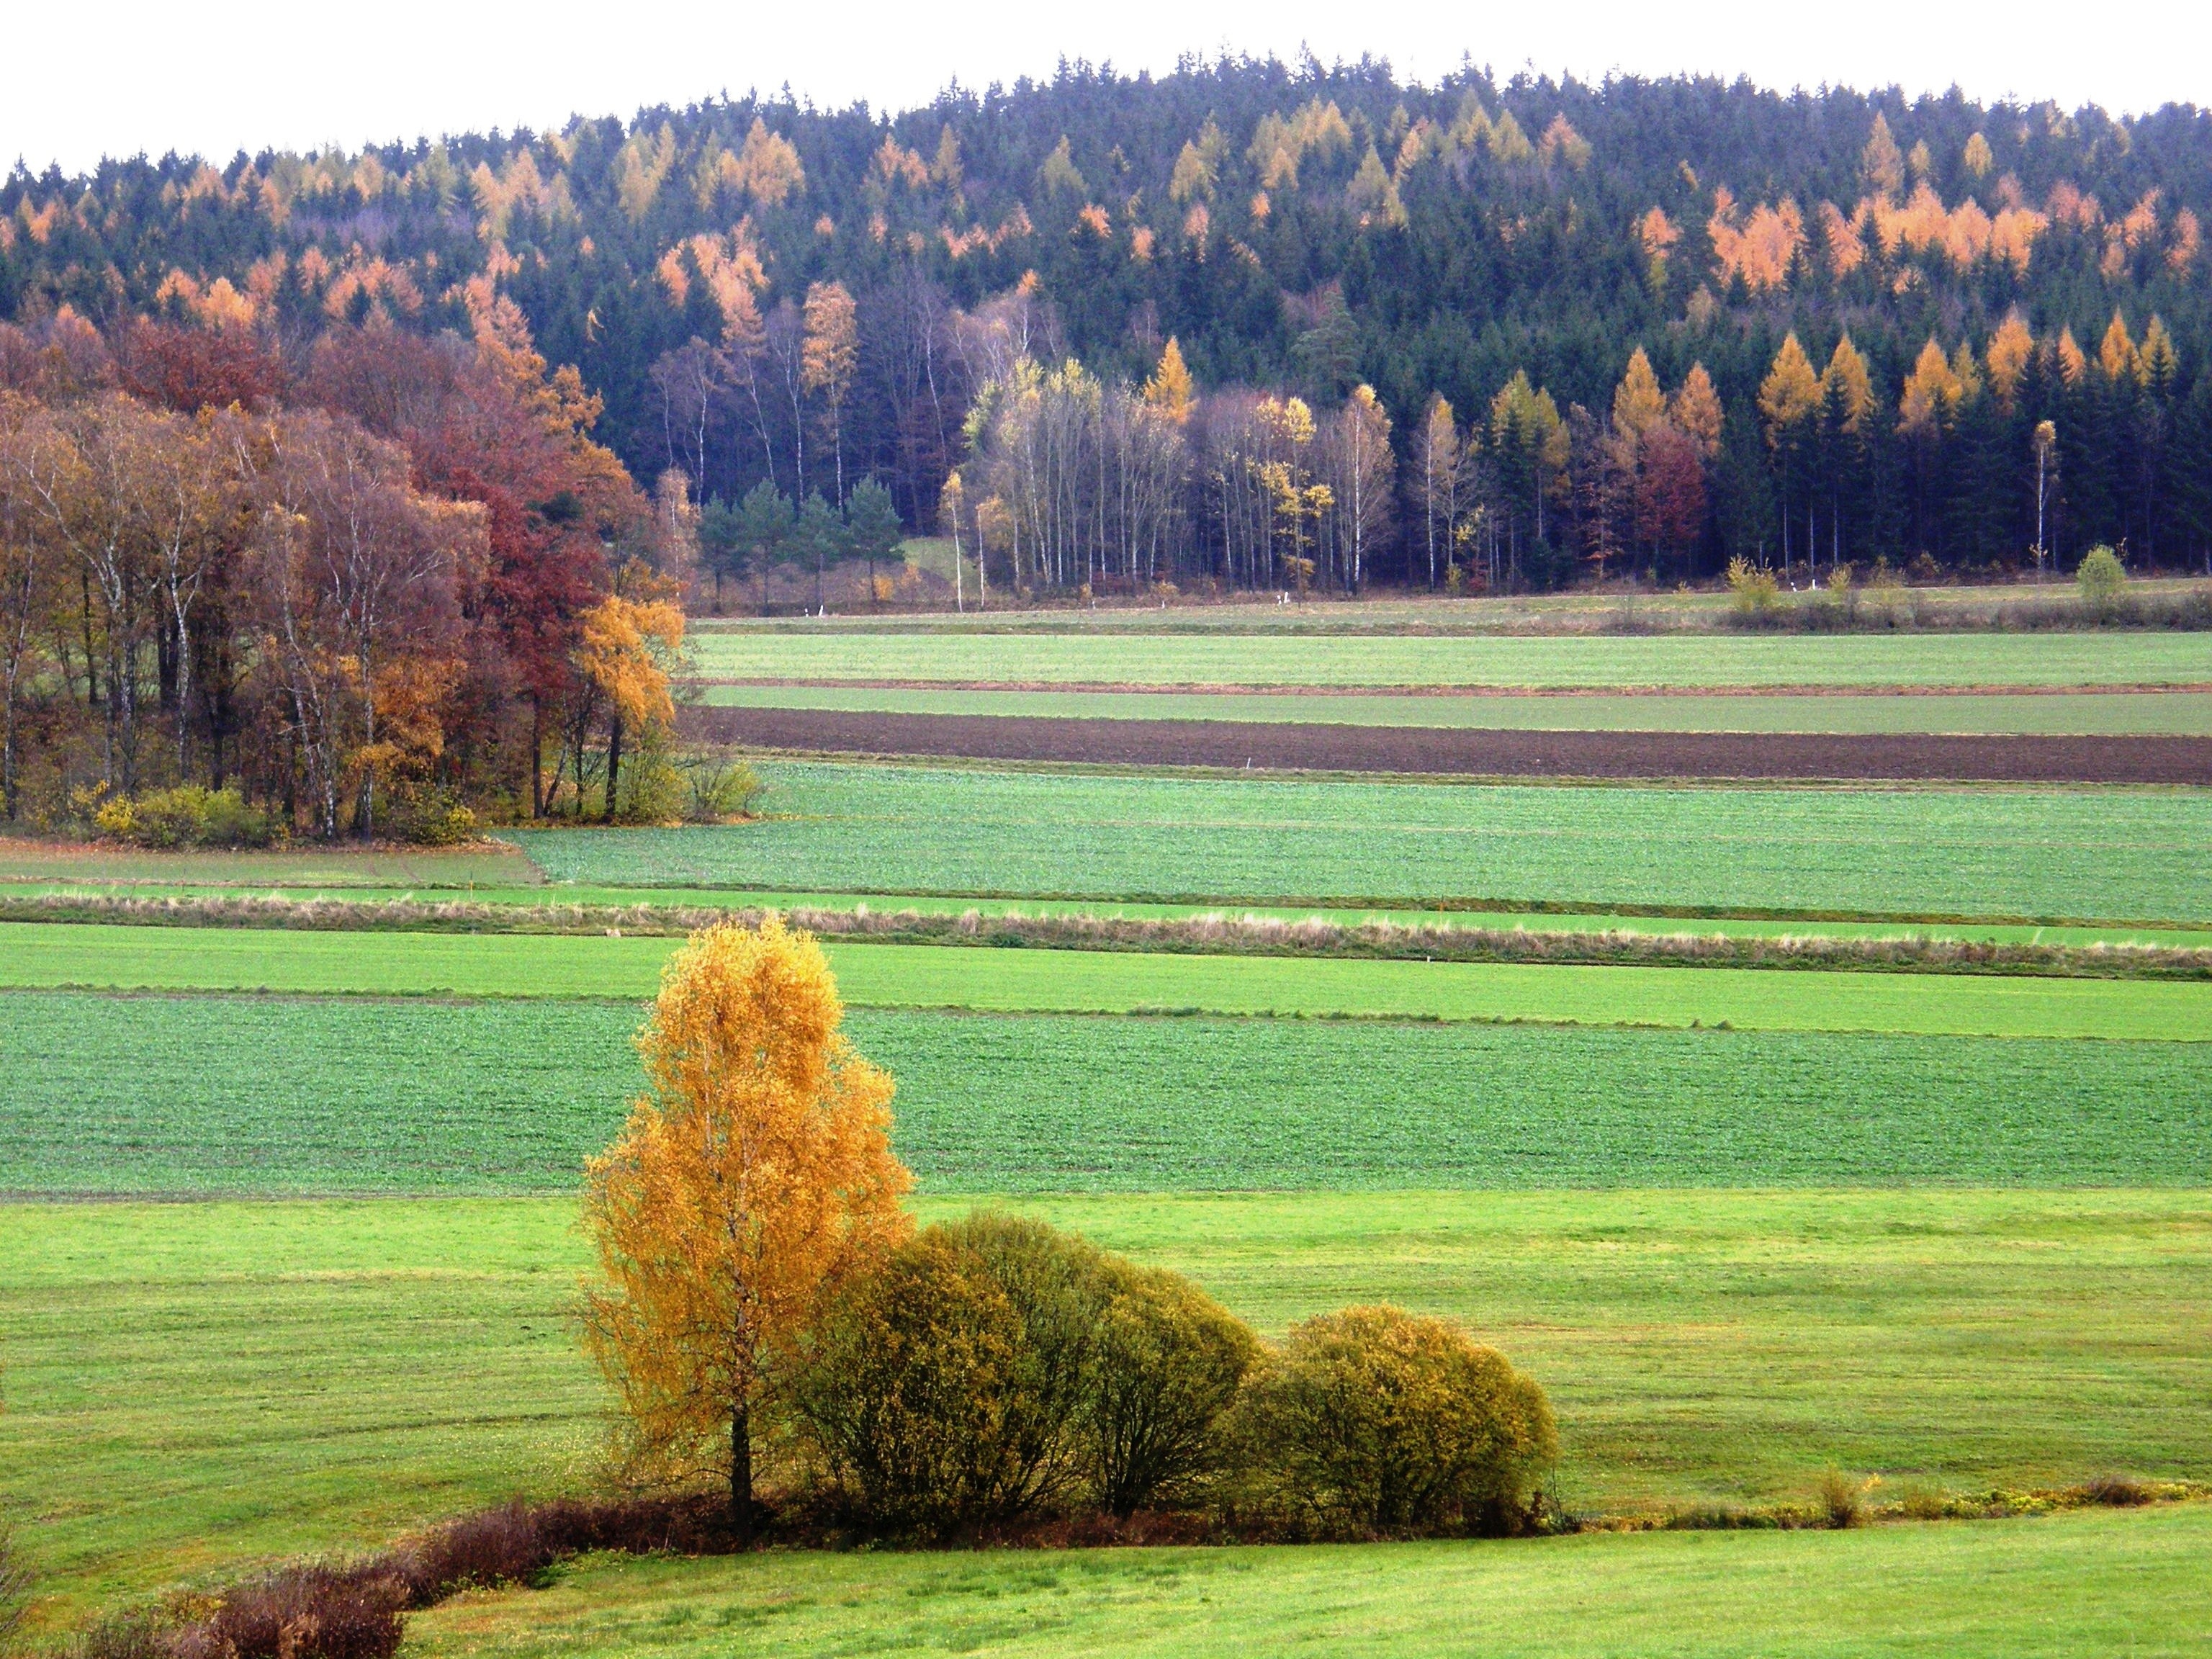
[12,892,2209,979]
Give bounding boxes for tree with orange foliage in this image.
[582,918,912,1537]
[801,282,860,503]
[575,560,685,822]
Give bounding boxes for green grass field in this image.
[6,1192,2208,1624]
[8,924,2207,1040]
[0,841,537,889]
[687,628,2212,689]
[701,682,2212,734]
[508,763,2212,924]
[402,1506,2212,1659]
[693,578,2212,635]
[7,992,2206,1192]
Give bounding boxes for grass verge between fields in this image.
[3,925,2206,1040]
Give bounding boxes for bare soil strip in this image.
[683,707,2212,786]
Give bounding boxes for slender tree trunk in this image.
[529,694,545,817]
[731,1403,754,1543]
[604,711,624,824]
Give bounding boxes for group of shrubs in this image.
[784,1213,1557,1543]
[57,1218,1553,1659]
[1718,544,2208,631]
[82,783,482,849]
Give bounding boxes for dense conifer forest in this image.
[5,57,2212,601]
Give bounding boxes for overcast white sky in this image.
[7,0,2210,176]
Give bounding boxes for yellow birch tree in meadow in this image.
[582,919,913,1537]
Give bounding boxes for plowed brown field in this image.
[684,706,2212,783]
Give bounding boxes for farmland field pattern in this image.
[5,992,2207,1193]
[688,628,2212,689]
[508,763,2212,922]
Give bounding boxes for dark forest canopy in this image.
[6,58,2212,590]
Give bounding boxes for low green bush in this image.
[1725,556,1781,617]
[1087,1258,1257,1515]
[383,786,479,846]
[794,1213,1259,1535]
[2076,545,2127,613]
[93,785,276,849]
[679,752,763,822]
[1229,1304,1557,1537]
[795,1215,1102,1537]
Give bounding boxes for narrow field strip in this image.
[701,683,2212,737]
[683,706,2212,786]
[508,763,2212,925]
[6,1192,2207,1615]
[0,842,538,889]
[401,1506,2212,1659]
[687,629,2212,690]
[12,884,2211,950]
[5,994,2206,1192]
[4,924,2206,1040]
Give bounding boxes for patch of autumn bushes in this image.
[790,1213,1557,1542]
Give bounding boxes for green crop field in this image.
[687,626,2212,689]
[701,682,2212,735]
[691,579,2212,635]
[7,924,2207,1041]
[6,992,2207,1193]
[401,1506,2212,1659]
[508,762,2212,923]
[6,1192,2208,1622]
[0,841,537,889]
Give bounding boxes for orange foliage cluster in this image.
[1707,190,1805,292]
[939,206,1034,259]
[321,253,427,323]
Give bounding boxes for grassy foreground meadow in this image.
[6,1191,2208,1624]
[404,1505,2212,1659]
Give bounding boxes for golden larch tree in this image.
[1671,363,1725,456]
[1819,338,1876,433]
[1143,338,1195,425]
[582,918,912,1537]
[1984,313,2036,408]
[1611,349,1667,443]
[801,282,860,502]
[1757,334,1822,446]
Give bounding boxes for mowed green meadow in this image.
[687,626,2212,689]
[507,763,2212,924]
[404,1505,2212,1659]
[6,922,2207,1040]
[6,1192,2209,1625]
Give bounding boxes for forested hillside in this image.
[6,59,2212,593]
